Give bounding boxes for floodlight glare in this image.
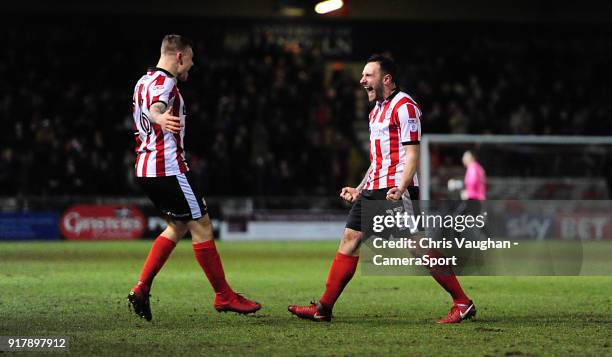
[314,0,344,14]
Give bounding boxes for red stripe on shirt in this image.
[373,139,383,190]
[141,152,151,177]
[367,143,373,189]
[369,100,392,189]
[379,97,395,123]
[150,75,166,103]
[137,84,144,107]
[170,88,188,173]
[391,98,411,125]
[140,133,152,176]
[403,102,420,184]
[406,104,416,118]
[153,124,165,176]
[407,98,418,107]
[139,80,154,177]
[135,83,144,151]
[135,153,141,173]
[134,135,142,153]
[386,116,400,188]
[145,79,157,109]
[370,105,380,124]
[383,97,412,187]
[175,137,187,173]
[406,104,420,142]
[154,75,166,85]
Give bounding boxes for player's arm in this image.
[149,102,182,134]
[356,163,373,191]
[340,163,372,204]
[387,144,418,200]
[387,102,421,201]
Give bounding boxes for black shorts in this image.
[453,199,482,217]
[346,186,422,233]
[136,171,208,221]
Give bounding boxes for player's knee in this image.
[188,215,214,242]
[163,221,188,241]
[192,215,212,233]
[339,229,362,255]
[342,229,362,244]
[198,214,212,228]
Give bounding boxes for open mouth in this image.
[364,86,374,93]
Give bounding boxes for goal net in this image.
[420,135,612,200]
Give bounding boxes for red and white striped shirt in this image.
[364,89,422,190]
[132,67,188,177]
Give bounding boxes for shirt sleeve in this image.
[397,103,422,145]
[148,75,175,108]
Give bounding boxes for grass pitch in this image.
[1,241,611,356]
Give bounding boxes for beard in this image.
[365,84,383,103]
[367,90,376,103]
[372,86,384,102]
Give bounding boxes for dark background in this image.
[2,0,611,197]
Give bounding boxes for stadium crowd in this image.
[1,18,610,197]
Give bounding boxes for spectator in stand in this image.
[0,20,610,197]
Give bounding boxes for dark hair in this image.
[161,34,194,54]
[367,54,397,83]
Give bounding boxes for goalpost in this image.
[420,135,612,200]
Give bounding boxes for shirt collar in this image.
[376,87,400,107]
[147,66,175,78]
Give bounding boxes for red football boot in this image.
[437,300,476,324]
[287,302,332,322]
[214,293,261,314]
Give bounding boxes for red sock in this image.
[319,252,359,309]
[135,236,176,293]
[193,240,234,301]
[427,249,470,305]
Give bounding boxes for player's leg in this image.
[320,228,362,307]
[407,217,474,322]
[133,220,189,292]
[128,219,189,321]
[404,187,475,323]
[288,193,365,322]
[288,228,362,322]
[189,215,233,302]
[128,174,195,321]
[427,244,476,324]
[407,230,471,306]
[183,176,260,314]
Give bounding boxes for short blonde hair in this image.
[161,34,193,54]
